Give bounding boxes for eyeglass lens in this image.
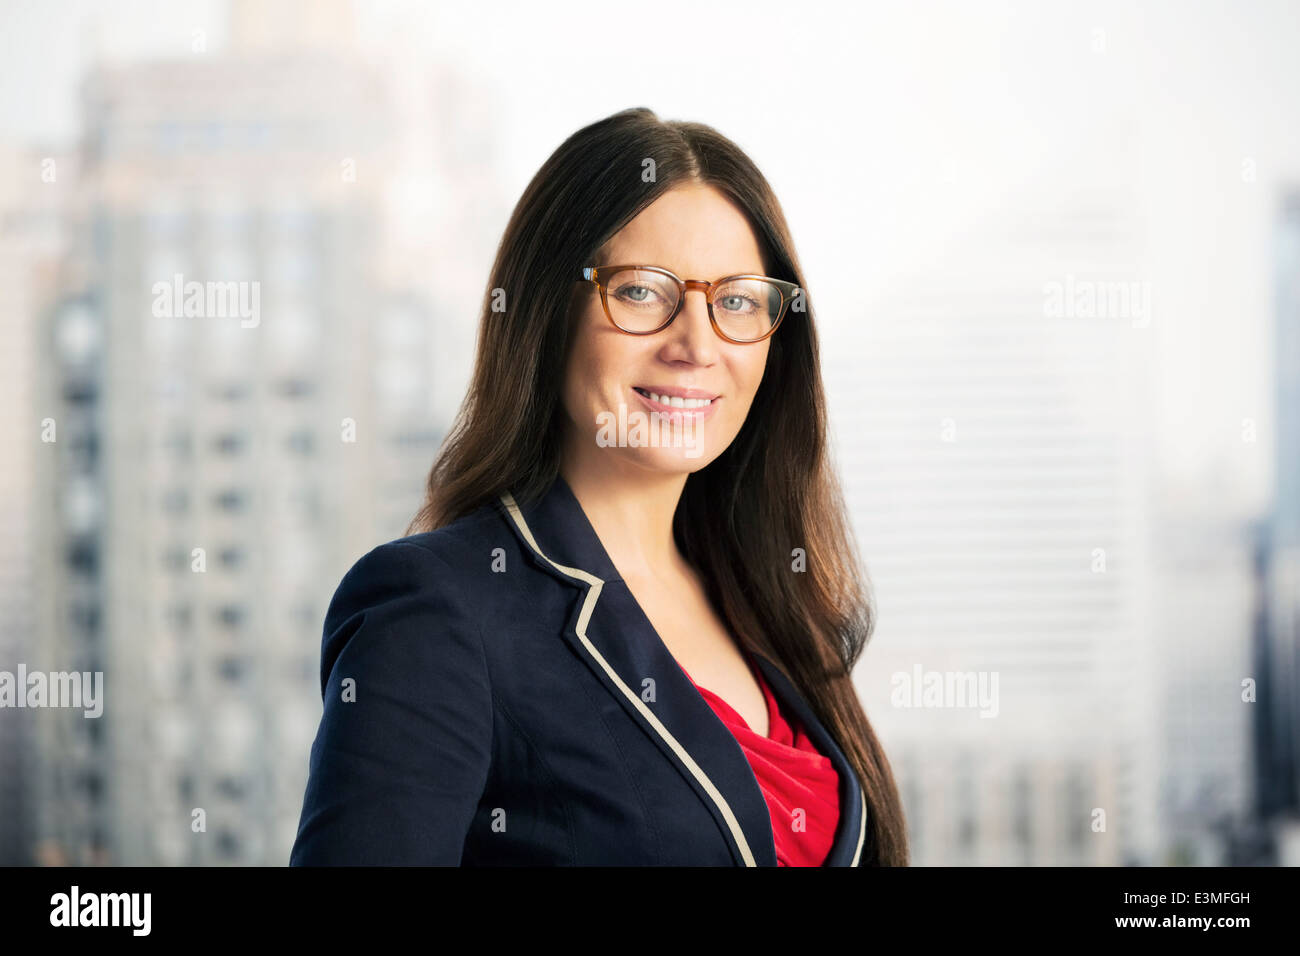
[603,268,783,341]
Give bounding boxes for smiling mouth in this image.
[631,387,718,409]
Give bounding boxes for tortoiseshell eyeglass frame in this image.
[578,264,799,344]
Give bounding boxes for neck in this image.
[559,442,690,583]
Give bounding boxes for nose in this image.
[665,288,720,362]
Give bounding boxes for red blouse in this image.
[678,653,841,866]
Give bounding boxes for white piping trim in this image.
[852,782,866,866]
[499,491,758,867]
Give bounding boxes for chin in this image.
[626,446,716,473]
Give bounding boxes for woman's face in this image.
[560,182,773,478]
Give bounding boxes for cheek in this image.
[731,348,771,408]
[564,311,630,408]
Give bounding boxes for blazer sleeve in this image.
[289,540,493,865]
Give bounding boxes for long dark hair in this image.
[408,107,908,865]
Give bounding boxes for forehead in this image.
[599,183,768,277]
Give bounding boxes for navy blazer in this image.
[290,474,868,866]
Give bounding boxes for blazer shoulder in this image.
[293,518,497,864]
[394,498,508,568]
[318,503,504,697]
[333,499,505,600]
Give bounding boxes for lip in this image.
[632,385,720,400]
[631,386,720,423]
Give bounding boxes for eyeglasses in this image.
[578,265,799,344]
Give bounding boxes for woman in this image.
[290,107,908,866]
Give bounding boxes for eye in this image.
[716,293,759,313]
[613,282,667,307]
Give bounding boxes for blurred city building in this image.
[1154,506,1255,865]
[25,0,462,864]
[0,143,78,864]
[1253,190,1300,865]
[843,125,1164,864]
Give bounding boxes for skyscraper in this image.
[837,126,1160,864]
[33,23,450,864]
[1255,190,1300,864]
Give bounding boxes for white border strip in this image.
[500,491,758,867]
[852,783,866,866]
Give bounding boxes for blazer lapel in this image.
[497,474,865,867]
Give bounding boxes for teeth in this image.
[642,390,713,409]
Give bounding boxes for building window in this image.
[212,432,246,456]
[213,489,247,513]
[216,776,246,800]
[62,379,97,404]
[80,770,104,800]
[275,377,314,399]
[217,655,247,683]
[286,428,315,455]
[69,600,100,633]
[70,429,99,471]
[66,537,98,574]
[215,605,246,630]
[1064,765,1089,849]
[211,381,249,402]
[216,830,240,858]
